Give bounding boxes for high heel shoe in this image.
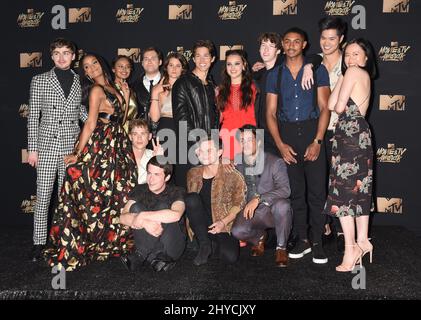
[335,244,363,272]
[357,240,373,264]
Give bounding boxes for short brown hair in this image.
[147,156,173,177]
[128,119,149,133]
[258,33,282,50]
[49,38,76,55]
[192,40,216,58]
[142,46,163,62]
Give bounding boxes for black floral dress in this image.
[44,87,137,271]
[323,98,373,218]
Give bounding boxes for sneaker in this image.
[312,243,328,264]
[288,240,312,259]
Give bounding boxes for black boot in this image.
[193,242,212,266]
[120,251,147,272]
[31,245,45,262]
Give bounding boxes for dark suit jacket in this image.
[236,152,290,206]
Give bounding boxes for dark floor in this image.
[1,225,420,300]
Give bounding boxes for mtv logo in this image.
[219,45,243,60]
[20,52,42,68]
[379,95,406,111]
[118,48,141,63]
[168,5,193,20]
[69,7,92,23]
[22,149,29,163]
[273,0,297,15]
[377,197,403,214]
[383,0,410,13]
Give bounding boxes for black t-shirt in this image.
[199,177,213,218]
[128,184,185,211]
[54,67,74,98]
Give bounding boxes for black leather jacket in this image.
[172,72,219,139]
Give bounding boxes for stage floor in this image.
[1,225,420,300]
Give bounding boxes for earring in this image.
[86,75,93,82]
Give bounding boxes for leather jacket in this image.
[172,72,219,139]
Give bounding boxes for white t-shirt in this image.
[137,149,154,184]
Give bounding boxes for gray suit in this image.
[28,68,87,245]
[232,152,292,248]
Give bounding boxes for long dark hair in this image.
[342,38,377,79]
[79,52,115,107]
[217,49,253,112]
[162,52,189,90]
[111,55,134,83]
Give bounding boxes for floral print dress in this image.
[44,87,137,271]
[323,98,373,218]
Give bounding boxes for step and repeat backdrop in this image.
[4,0,420,233]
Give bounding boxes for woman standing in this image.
[112,55,138,134]
[44,53,137,271]
[149,52,188,161]
[323,39,376,272]
[217,50,257,161]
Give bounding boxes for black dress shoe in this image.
[150,259,176,272]
[31,245,45,262]
[120,251,146,272]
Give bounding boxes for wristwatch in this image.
[254,193,262,204]
[314,139,322,145]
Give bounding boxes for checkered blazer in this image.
[28,68,87,155]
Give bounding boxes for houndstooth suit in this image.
[28,68,87,245]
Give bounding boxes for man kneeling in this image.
[119,156,186,272]
[231,125,292,267]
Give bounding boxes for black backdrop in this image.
[2,0,421,235]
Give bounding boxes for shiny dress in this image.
[115,82,138,134]
[44,86,137,271]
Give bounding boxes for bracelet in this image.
[150,98,159,101]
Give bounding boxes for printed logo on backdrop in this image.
[169,5,192,20]
[21,195,36,214]
[376,144,407,163]
[220,45,244,61]
[118,48,141,63]
[69,7,91,23]
[273,0,297,15]
[218,1,247,20]
[51,5,91,29]
[17,9,45,28]
[116,4,144,23]
[19,104,29,118]
[383,0,410,13]
[20,53,42,68]
[324,0,355,15]
[379,42,410,62]
[73,49,85,69]
[324,1,366,29]
[379,95,406,111]
[377,197,403,214]
[167,47,193,62]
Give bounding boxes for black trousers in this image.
[131,203,186,261]
[279,119,327,243]
[324,130,343,234]
[231,199,292,248]
[185,193,239,264]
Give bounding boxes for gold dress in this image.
[115,83,138,134]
